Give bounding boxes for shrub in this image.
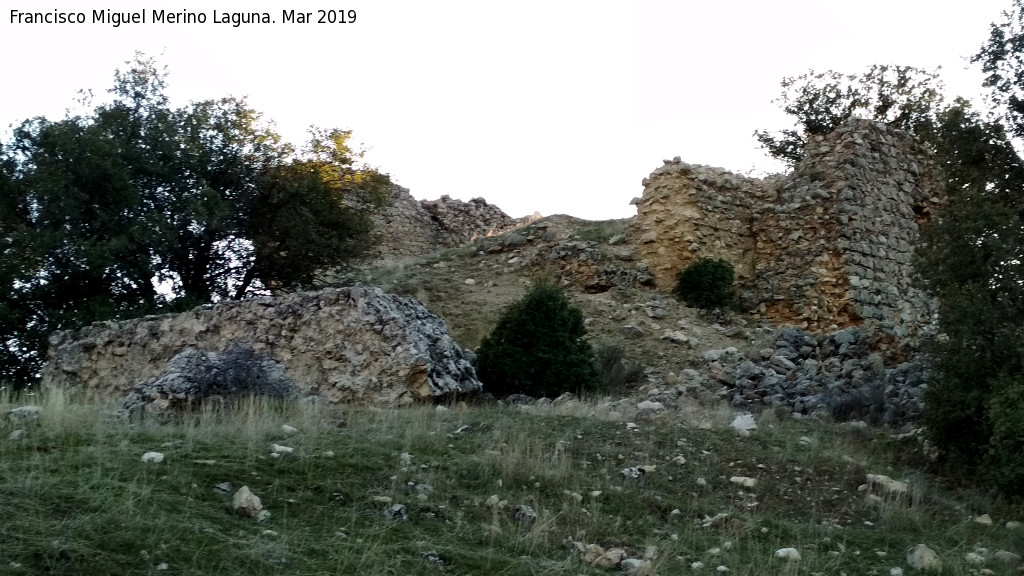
[983,374,1024,495]
[594,344,644,392]
[476,281,598,397]
[672,258,735,309]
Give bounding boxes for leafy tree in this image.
[0,54,390,388]
[912,8,1024,488]
[476,281,598,398]
[755,65,945,165]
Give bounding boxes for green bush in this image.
[983,374,1024,495]
[476,281,598,398]
[672,258,735,309]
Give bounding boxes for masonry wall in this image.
[630,119,943,337]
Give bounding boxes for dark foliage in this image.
[755,65,944,166]
[0,54,390,388]
[671,258,735,309]
[476,282,598,398]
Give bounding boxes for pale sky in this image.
[0,0,1012,220]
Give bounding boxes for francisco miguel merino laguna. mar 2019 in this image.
[5,9,313,27]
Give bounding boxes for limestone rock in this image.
[510,504,537,525]
[41,285,482,407]
[621,558,652,575]
[6,406,41,423]
[992,550,1021,565]
[774,548,801,561]
[8,429,26,441]
[232,486,262,518]
[729,476,757,489]
[730,413,756,432]
[866,474,908,497]
[906,544,941,572]
[583,544,626,569]
[384,503,408,521]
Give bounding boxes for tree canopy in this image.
[754,65,945,165]
[0,54,391,388]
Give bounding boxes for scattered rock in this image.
[583,544,626,569]
[965,552,986,565]
[636,400,666,420]
[6,405,41,423]
[993,550,1021,565]
[866,474,908,497]
[774,548,801,561]
[510,504,537,525]
[384,503,408,521]
[974,513,993,526]
[662,330,691,345]
[730,413,756,433]
[729,476,757,489]
[8,429,26,441]
[281,424,298,435]
[141,452,165,464]
[420,551,445,565]
[621,558,652,575]
[232,486,263,518]
[270,444,294,455]
[906,544,941,572]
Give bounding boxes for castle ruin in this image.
[629,119,944,337]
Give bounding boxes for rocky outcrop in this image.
[40,285,482,405]
[630,119,943,338]
[369,184,534,260]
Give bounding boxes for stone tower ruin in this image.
[629,119,943,337]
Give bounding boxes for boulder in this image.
[41,285,482,406]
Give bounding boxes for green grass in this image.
[0,391,1021,575]
[574,220,629,244]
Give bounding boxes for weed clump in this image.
[672,258,735,309]
[476,281,597,397]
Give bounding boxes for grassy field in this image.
[0,391,1021,575]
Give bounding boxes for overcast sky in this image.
[0,0,1012,219]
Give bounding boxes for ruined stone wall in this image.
[630,119,943,337]
[369,185,529,260]
[40,285,481,405]
[632,160,774,287]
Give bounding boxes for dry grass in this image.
[1,390,1020,575]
